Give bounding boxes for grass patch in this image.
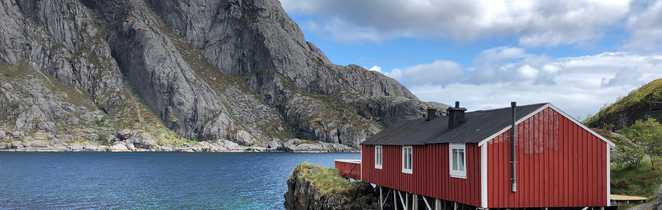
[156,130,196,147]
[294,162,354,195]
[0,62,31,79]
[611,159,662,198]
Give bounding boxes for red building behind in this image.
[336,102,613,209]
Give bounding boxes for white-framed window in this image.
[375,145,383,169]
[449,144,467,178]
[402,146,413,174]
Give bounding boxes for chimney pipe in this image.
[511,101,517,192]
[447,101,467,129]
[426,108,437,121]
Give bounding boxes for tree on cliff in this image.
[620,118,662,169]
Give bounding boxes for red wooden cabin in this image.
[336,102,614,210]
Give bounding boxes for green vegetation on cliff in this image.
[285,163,380,210]
[586,79,662,129]
[601,118,662,198]
[292,163,354,195]
[583,79,662,198]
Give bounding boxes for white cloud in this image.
[388,60,464,86]
[624,0,662,52]
[388,48,662,119]
[282,0,631,47]
[368,65,383,73]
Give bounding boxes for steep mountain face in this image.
[586,79,662,130]
[0,0,442,149]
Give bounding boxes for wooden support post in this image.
[434,199,441,210]
[394,190,398,210]
[406,193,410,210]
[379,187,383,210]
[412,194,418,210]
[453,202,457,210]
[422,196,432,210]
[398,191,408,210]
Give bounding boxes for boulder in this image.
[235,130,256,146]
[282,138,356,152]
[110,142,130,152]
[129,132,157,149]
[10,131,23,138]
[116,129,134,141]
[265,139,283,151]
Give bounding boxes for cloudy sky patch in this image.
[282,0,662,119]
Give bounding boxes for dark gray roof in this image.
[362,103,549,145]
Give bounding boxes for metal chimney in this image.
[447,101,467,129]
[511,101,518,192]
[426,108,437,121]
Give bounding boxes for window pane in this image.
[407,148,411,169]
[409,150,412,169]
[452,150,458,170]
[459,150,465,171]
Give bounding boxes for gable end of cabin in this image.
[484,106,611,208]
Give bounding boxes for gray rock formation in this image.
[0,0,444,149]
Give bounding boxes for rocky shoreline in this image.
[0,139,358,153]
[0,129,358,153]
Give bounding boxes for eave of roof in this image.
[361,103,615,147]
[362,103,548,145]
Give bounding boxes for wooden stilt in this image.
[394,190,398,210]
[434,199,441,210]
[406,193,410,210]
[453,202,457,210]
[379,187,383,210]
[422,196,432,210]
[398,191,407,210]
[412,194,418,210]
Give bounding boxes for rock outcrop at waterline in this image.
[0,0,446,150]
[284,163,380,210]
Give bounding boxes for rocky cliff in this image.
[586,79,662,130]
[0,0,444,150]
[284,163,380,210]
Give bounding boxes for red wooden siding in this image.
[487,107,608,208]
[335,160,361,180]
[362,144,481,207]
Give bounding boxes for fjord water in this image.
[0,152,359,209]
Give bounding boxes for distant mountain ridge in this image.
[586,79,662,130]
[0,0,445,150]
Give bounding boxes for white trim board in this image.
[607,146,611,206]
[477,103,615,147]
[480,144,488,208]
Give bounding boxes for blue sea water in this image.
[0,152,359,209]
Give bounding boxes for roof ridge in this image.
[468,102,549,113]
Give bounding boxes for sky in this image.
[280,0,662,119]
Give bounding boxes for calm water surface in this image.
[0,152,359,209]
